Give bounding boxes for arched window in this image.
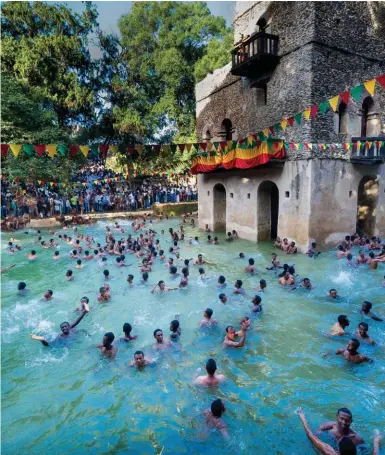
[338,102,348,134]
[221,119,233,141]
[361,96,380,137]
[204,130,212,141]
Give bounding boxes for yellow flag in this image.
[136,145,144,155]
[185,144,192,152]
[364,79,376,96]
[367,141,373,148]
[226,140,233,150]
[161,145,170,156]
[46,145,57,158]
[303,109,311,121]
[328,95,340,112]
[109,145,118,154]
[206,142,213,151]
[247,135,254,145]
[280,120,287,131]
[10,144,22,157]
[294,143,300,150]
[79,145,89,157]
[307,143,313,150]
[263,128,269,137]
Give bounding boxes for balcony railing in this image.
[231,32,279,79]
[351,137,385,163]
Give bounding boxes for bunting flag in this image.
[340,90,350,105]
[79,145,89,157]
[376,74,385,89]
[135,145,144,155]
[328,95,340,112]
[46,145,57,158]
[350,84,364,102]
[178,144,185,153]
[294,113,302,126]
[1,144,9,157]
[57,145,68,157]
[23,144,34,156]
[109,145,118,154]
[311,105,318,118]
[99,144,109,159]
[34,145,46,157]
[280,119,287,131]
[319,101,329,115]
[287,117,294,127]
[69,145,79,158]
[363,79,376,96]
[91,144,100,157]
[185,144,193,152]
[303,109,311,121]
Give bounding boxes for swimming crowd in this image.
[6,216,384,454]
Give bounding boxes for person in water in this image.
[66,270,73,281]
[203,399,228,438]
[317,407,365,446]
[233,279,245,295]
[151,280,178,293]
[306,242,321,258]
[217,275,227,288]
[26,250,37,260]
[355,322,375,345]
[30,309,89,346]
[330,315,349,336]
[245,258,256,274]
[18,281,29,295]
[153,329,171,350]
[257,279,267,292]
[361,301,383,321]
[121,323,137,341]
[97,332,117,359]
[41,290,53,301]
[199,308,217,327]
[251,295,262,312]
[328,289,339,300]
[219,293,227,304]
[223,324,247,347]
[298,407,361,455]
[129,350,153,369]
[335,339,371,364]
[193,358,225,386]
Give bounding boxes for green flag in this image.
[319,101,329,115]
[294,113,302,125]
[23,144,34,156]
[91,144,99,157]
[57,145,68,156]
[350,85,364,102]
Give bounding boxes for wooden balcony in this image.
[231,32,280,81]
[350,137,385,164]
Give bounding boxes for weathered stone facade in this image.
[195,1,385,248]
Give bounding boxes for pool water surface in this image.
[1,218,384,455]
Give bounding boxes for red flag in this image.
[238,138,244,145]
[289,142,295,150]
[1,144,9,157]
[287,117,295,127]
[220,141,227,150]
[375,74,385,89]
[99,145,109,159]
[69,145,78,157]
[269,126,275,135]
[310,105,318,118]
[178,144,185,153]
[34,145,46,156]
[340,90,350,105]
[199,142,207,151]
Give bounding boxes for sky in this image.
[68,1,235,36]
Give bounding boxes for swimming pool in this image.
[1,219,384,454]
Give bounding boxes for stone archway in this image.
[213,183,226,231]
[356,176,379,236]
[258,181,279,240]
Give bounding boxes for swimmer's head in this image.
[235,279,243,289]
[329,288,338,298]
[211,399,226,417]
[198,268,205,274]
[60,321,70,335]
[134,350,145,366]
[170,319,180,335]
[260,279,267,289]
[219,293,227,303]
[72,249,77,255]
[103,332,115,348]
[204,308,213,319]
[225,325,235,338]
[77,259,81,265]
[338,315,349,327]
[218,275,226,284]
[31,250,36,255]
[142,272,149,281]
[54,251,59,256]
[153,329,163,342]
[182,267,189,277]
[103,269,109,277]
[206,358,217,376]
[81,296,89,303]
[362,301,372,312]
[346,253,353,260]
[252,295,262,305]
[116,257,121,263]
[123,322,132,335]
[66,270,73,277]
[158,280,165,289]
[44,290,53,299]
[248,258,254,265]
[338,436,356,455]
[102,257,107,262]
[184,259,189,266]
[127,274,134,282]
[169,266,177,275]
[358,322,369,337]
[94,249,98,255]
[336,408,353,431]
[347,338,360,353]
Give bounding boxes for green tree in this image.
[1,1,98,127]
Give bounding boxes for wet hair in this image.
[170,266,177,274]
[158,280,164,286]
[346,253,353,260]
[18,282,26,290]
[214,237,218,241]
[103,269,109,276]
[239,252,244,258]
[260,279,266,286]
[127,274,134,280]
[225,325,233,333]
[248,258,255,265]
[142,272,149,280]
[72,249,77,255]
[198,268,205,274]
[159,249,164,255]
[123,323,132,334]
[311,242,316,248]
[104,332,115,344]
[54,251,59,256]
[76,259,82,265]
[329,288,337,293]
[218,275,226,283]
[288,266,295,275]
[206,358,217,375]
[99,286,106,293]
[66,270,73,276]
[205,308,213,318]
[94,249,99,254]
[369,252,375,258]
[219,293,226,300]
[338,315,348,325]
[338,436,356,455]
[182,267,189,276]
[235,279,243,287]
[358,322,368,330]
[102,257,107,262]
[345,235,351,241]
[184,259,190,266]
[338,245,344,251]
[81,296,89,303]
[303,277,310,283]
[153,329,162,337]
[350,338,360,350]
[337,408,352,417]
[253,295,262,304]
[363,300,372,310]
[211,399,225,417]
[116,257,121,263]
[170,319,180,332]
[134,350,144,357]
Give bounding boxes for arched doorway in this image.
[221,119,233,141]
[361,96,381,137]
[356,176,379,236]
[258,181,279,240]
[213,184,226,231]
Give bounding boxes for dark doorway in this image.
[356,176,379,236]
[221,119,233,141]
[258,181,279,240]
[213,183,226,231]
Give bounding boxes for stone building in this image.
[195,1,385,250]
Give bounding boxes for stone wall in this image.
[152,202,198,217]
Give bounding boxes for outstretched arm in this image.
[373,433,382,455]
[298,409,336,455]
[70,310,88,329]
[30,334,49,346]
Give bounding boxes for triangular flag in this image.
[23,144,34,156]
[57,145,68,156]
[127,146,135,155]
[46,145,57,158]
[287,117,294,127]
[363,79,376,96]
[1,144,9,157]
[350,85,363,102]
[178,144,185,153]
[170,144,177,153]
[34,145,46,156]
[247,135,254,145]
[367,141,373,149]
[109,145,118,154]
[375,74,385,89]
[219,141,227,151]
[185,144,192,152]
[135,145,144,155]
[319,101,329,115]
[340,90,350,105]
[267,141,273,151]
[226,140,233,151]
[294,143,300,150]
[206,142,213,152]
[289,142,295,150]
[69,145,79,158]
[263,128,269,137]
[213,141,220,150]
[79,145,89,157]
[328,95,340,112]
[99,145,109,159]
[307,143,313,150]
[258,132,264,141]
[161,145,170,155]
[311,105,318,118]
[280,119,287,130]
[303,109,311,121]
[269,126,275,135]
[294,113,302,125]
[199,142,207,152]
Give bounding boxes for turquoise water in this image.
[1,219,384,455]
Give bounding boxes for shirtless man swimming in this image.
[129,350,153,369]
[199,308,217,327]
[193,359,225,386]
[203,399,228,438]
[317,407,364,446]
[278,271,294,286]
[153,329,171,350]
[330,315,349,336]
[335,339,371,364]
[355,322,375,345]
[223,324,247,347]
[361,301,383,321]
[97,332,117,359]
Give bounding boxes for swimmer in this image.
[281,238,290,252]
[153,329,171,350]
[291,277,314,290]
[306,242,321,258]
[30,309,89,346]
[298,407,360,455]
[193,359,225,386]
[286,241,297,254]
[129,350,153,369]
[274,236,282,248]
[237,252,245,259]
[75,259,84,269]
[335,338,371,364]
[170,316,181,339]
[257,279,267,292]
[213,237,219,245]
[203,399,228,438]
[317,407,365,446]
[233,279,245,295]
[245,258,256,274]
[198,268,207,280]
[356,250,368,265]
[98,286,110,302]
[127,274,134,286]
[53,251,60,260]
[219,293,227,304]
[66,270,73,281]
[199,308,217,327]
[355,322,375,345]
[74,296,90,312]
[266,253,280,270]
[103,269,110,280]
[97,332,117,359]
[226,232,233,242]
[83,250,93,260]
[25,250,37,260]
[141,272,149,284]
[151,280,178,293]
[179,267,189,288]
[217,275,227,288]
[195,254,215,265]
[328,289,339,300]
[251,295,262,312]
[330,315,349,336]
[278,271,294,286]
[337,245,347,259]
[41,290,53,301]
[367,252,378,270]
[169,266,179,278]
[361,301,383,321]
[121,322,137,341]
[18,282,29,295]
[223,325,246,347]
